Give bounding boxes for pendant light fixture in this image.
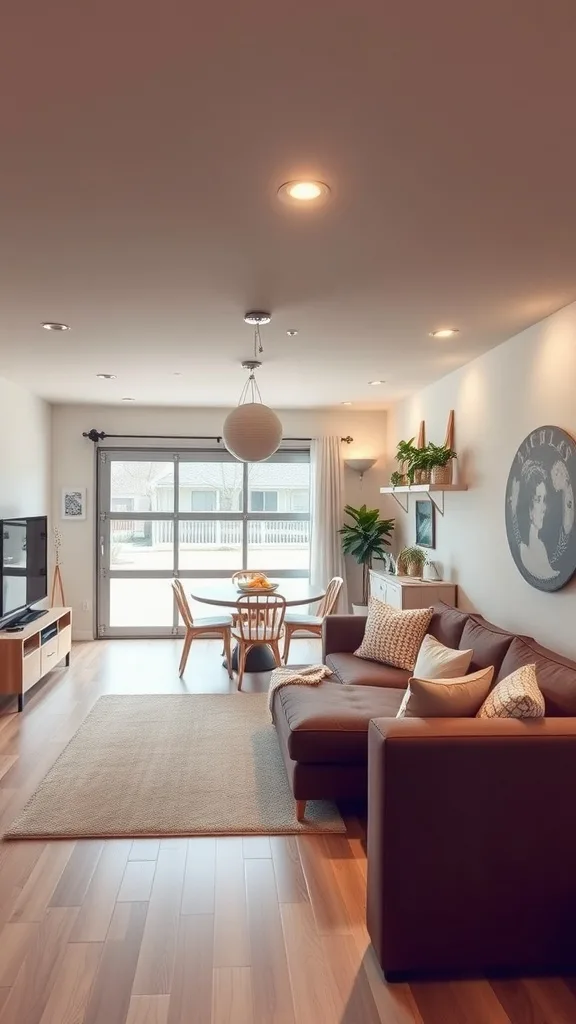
[222,313,283,462]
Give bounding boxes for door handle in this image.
[100,536,105,557]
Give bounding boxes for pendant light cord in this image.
[238,369,263,406]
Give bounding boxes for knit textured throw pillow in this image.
[355,599,433,671]
[477,663,545,719]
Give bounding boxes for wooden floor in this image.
[0,638,574,1023]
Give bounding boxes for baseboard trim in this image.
[72,630,95,642]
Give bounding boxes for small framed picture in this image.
[415,499,435,548]
[61,488,86,521]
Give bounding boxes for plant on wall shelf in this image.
[390,470,403,487]
[395,438,418,484]
[397,545,428,578]
[340,505,395,607]
[426,443,458,485]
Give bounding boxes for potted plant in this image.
[427,443,457,485]
[395,438,417,485]
[390,470,403,487]
[340,504,395,614]
[411,445,434,485]
[397,545,428,578]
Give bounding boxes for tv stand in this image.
[0,607,72,711]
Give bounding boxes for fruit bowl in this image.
[235,573,278,593]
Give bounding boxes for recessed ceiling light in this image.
[368,380,385,386]
[341,401,352,405]
[122,397,135,402]
[277,180,331,205]
[42,322,70,331]
[286,329,299,337]
[96,373,117,380]
[429,328,459,338]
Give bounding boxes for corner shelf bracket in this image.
[389,491,409,513]
[427,491,445,516]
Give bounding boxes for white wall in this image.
[51,405,388,637]
[389,300,576,657]
[0,375,51,519]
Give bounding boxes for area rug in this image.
[4,694,345,838]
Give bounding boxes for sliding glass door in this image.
[96,448,310,637]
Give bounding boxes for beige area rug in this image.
[4,694,345,839]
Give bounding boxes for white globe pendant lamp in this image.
[223,313,283,462]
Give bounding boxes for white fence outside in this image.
[112,519,309,548]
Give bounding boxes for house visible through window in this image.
[250,490,278,512]
[188,489,217,512]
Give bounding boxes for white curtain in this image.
[310,437,349,611]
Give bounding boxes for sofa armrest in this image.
[367,716,576,977]
[322,614,367,660]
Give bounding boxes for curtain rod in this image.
[82,430,354,444]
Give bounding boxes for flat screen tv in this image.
[0,516,48,624]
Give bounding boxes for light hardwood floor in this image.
[0,637,574,1023]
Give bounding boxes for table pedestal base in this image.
[224,642,278,674]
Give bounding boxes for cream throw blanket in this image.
[268,664,332,716]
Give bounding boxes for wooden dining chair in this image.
[172,579,233,679]
[282,575,344,664]
[232,593,287,690]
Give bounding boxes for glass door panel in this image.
[178,520,243,572]
[110,578,174,629]
[111,460,175,512]
[110,519,175,571]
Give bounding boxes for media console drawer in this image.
[41,635,59,675]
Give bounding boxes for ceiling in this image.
[2,0,576,409]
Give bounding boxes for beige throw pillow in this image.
[397,665,495,718]
[413,633,473,680]
[355,599,433,671]
[477,664,545,719]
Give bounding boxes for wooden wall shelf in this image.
[380,483,467,515]
[0,607,72,711]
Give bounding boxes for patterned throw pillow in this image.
[413,633,473,680]
[355,599,433,671]
[397,666,494,718]
[477,664,545,719]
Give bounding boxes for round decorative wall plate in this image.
[505,425,576,592]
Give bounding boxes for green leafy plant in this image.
[340,505,395,606]
[390,470,403,487]
[426,443,457,468]
[395,438,418,483]
[397,545,428,575]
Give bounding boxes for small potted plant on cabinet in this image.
[396,545,428,578]
[340,504,395,614]
[427,443,458,485]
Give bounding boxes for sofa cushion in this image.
[326,652,410,689]
[458,617,515,676]
[355,600,433,671]
[477,664,545,720]
[428,602,471,649]
[397,666,494,719]
[498,637,576,716]
[272,682,404,763]
[413,633,473,680]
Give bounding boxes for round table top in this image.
[189,580,326,609]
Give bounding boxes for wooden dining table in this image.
[189,579,327,672]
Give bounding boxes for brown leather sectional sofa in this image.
[271,601,576,978]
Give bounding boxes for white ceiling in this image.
[2,0,576,409]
